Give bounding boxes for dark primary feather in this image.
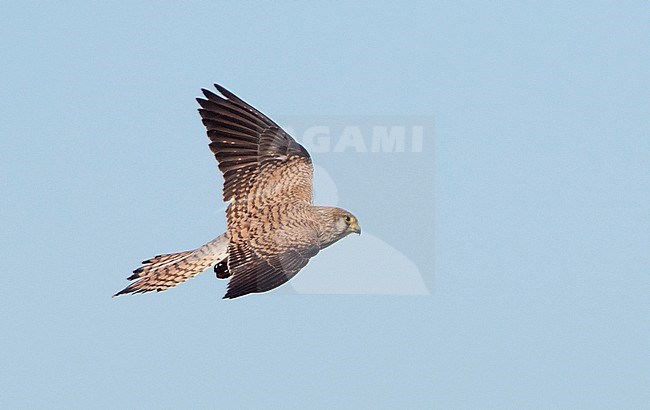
[196,84,311,203]
[224,242,319,299]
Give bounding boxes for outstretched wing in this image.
[196,84,313,204]
[197,85,320,299]
[224,240,319,299]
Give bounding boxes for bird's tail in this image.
[113,233,229,297]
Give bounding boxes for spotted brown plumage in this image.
[113,234,229,296]
[114,84,360,299]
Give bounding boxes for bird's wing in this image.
[224,238,320,299]
[197,85,320,298]
[196,84,313,204]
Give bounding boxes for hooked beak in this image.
[351,221,361,235]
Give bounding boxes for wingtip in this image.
[213,83,238,101]
[198,94,221,109]
[196,97,209,110]
[223,288,247,299]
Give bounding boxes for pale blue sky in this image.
[1,1,649,408]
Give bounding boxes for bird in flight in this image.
[114,84,361,299]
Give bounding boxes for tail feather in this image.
[128,250,194,280]
[114,234,229,297]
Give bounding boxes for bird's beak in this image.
[351,221,361,235]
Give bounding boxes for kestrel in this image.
[114,84,360,299]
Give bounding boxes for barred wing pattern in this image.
[197,85,320,298]
[197,85,313,204]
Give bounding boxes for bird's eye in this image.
[344,215,351,223]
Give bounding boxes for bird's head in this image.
[335,209,361,236]
[315,206,361,249]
